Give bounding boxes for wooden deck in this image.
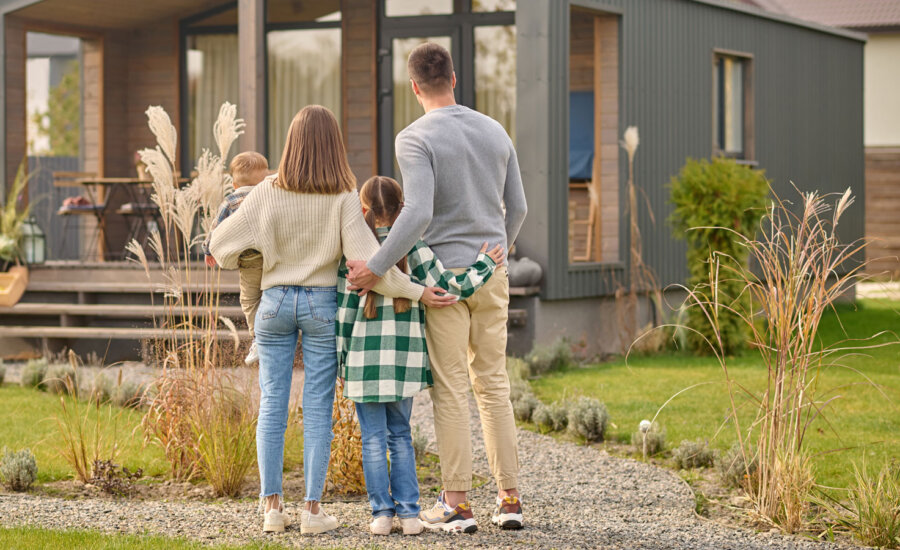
[0,261,536,361]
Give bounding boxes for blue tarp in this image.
[569,91,594,180]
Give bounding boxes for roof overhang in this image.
[692,0,869,42]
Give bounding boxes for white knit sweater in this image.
[209,176,424,301]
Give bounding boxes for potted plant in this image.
[0,163,33,306]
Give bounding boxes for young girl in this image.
[336,176,504,536]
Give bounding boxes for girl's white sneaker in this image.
[400,517,424,535]
[370,515,393,535]
[301,507,339,534]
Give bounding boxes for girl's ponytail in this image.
[359,177,411,319]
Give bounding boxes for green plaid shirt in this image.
[337,226,496,403]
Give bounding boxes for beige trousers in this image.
[238,252,264,336]
[425,266,519,491]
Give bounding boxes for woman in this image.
[209,105,454,534]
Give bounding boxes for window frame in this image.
[179,1,342,169]
[712,48,754,161]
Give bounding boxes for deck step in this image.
[0,302,245,319]
[0,325,250,340]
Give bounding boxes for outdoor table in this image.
[68,177,188,261]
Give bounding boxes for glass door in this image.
[378,29,461,179]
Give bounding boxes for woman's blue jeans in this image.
[255,285,338,503]
[355,398,420,518]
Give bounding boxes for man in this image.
[346,42,527,533]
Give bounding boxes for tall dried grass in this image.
[616,127,664,352]
[129,103,255,486]
[53,351,123,483]
[326,379,366,495]
[678,187,884,532]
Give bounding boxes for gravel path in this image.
[0,389,856,549]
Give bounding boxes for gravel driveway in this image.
[0,388,857,549]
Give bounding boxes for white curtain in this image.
[475,25,517,143]
[189,34,239,163]
[267,29,342,167]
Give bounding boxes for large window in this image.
[186,34,239,163]
[475,25,516,143]
[713,53,752,159]
[267,29,341,166]
[183,1,340,167]
[567,8,620,265]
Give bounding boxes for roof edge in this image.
[691,0,869,42]
[0,0,43,14]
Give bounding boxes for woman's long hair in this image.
[275,105,355,194]
[359,176,411,319]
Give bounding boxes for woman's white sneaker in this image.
[263,507,286,532]
[301,506,339,534]
[370,515,393,535]
[400,517,424,535]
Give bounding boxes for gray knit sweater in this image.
[368,104,527,275]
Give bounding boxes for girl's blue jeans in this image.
[355,398,420,518]
[255,285,338,503]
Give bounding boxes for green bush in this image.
[0,361,5,385]
[533,400,569,433]
[411,426,428,462]
[669,157,768,355]
[0,448,38,492]
[672,439,715,469]
[512,393,539,422]
[717,443,758,488]
[632,423,666,457]
[20,359,49,390]
[525,339,574,376]
[509,378,532,404]
[506,356,531,382]
[112,379,146,409]
[43,364,77,396]
[567,397,608,442]
[88,373,112,404]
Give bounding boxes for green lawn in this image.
[531,299,900,489]
[0,385,168,482]
[0,382,306,484]
[0,526,293,550]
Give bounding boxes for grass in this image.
[530,299,900,489]
[0,382,303,485]
[0,385,167,482]
[0,526,294,550]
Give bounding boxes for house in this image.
[744,0,900,277]
[0,0,866,359]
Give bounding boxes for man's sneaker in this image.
[419,492,477,534]
[301,506,339,534]
[491,495,524,530]
[370,515,393,535]
[245,341,259,365]
[399,517,424,535]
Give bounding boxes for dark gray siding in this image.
[516,0,865,300]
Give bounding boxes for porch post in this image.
[238,0,266,154]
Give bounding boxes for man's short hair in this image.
[407,42,453,95]
[230,151,268,186]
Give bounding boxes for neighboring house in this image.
[0,0,866,358]
[747,0,900,276]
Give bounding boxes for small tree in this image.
[669,157,768,354]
